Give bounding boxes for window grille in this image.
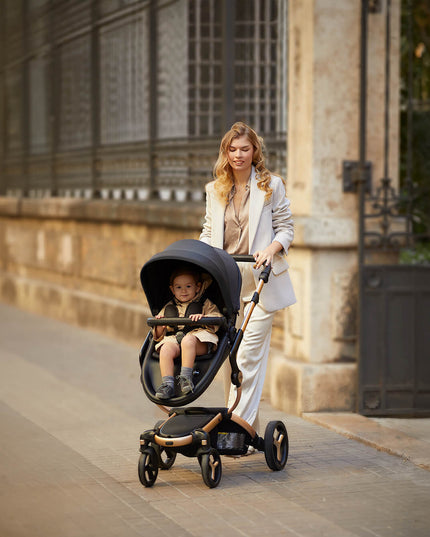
[59,36,92,150]
[0,0,288,199]
[100,12,149,144]
[188,0,287,137]
[188,0,223,137]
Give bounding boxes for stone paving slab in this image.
[0,402,190,537]
[1,302,430,537]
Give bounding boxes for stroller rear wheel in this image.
[264,420,289,471]
[199,449,222,488]
[138,447,159,487]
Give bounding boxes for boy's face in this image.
[170,274,201,303]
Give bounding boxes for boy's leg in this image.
[159,340,180,377]
[156,341,180,399]
[178,334,207,394]
[180,334,207,368]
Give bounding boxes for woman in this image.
[200,121,296,437]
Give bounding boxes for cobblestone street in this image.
[1,302,429,537]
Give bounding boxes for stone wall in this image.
[0,197,202,346]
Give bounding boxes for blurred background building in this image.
[0,0,287,200]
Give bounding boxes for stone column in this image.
[271,0,401,414]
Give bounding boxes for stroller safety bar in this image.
[147,316,227,329]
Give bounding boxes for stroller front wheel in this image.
[138,447,159,487]
[199,449,222,488]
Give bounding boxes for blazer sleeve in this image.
[271,177,294,255]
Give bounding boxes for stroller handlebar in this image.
[232,255,272,283]
[232,255,255,262]
[147,316,227,329]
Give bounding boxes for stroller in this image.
[138,239,288,488]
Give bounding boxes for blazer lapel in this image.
[212,192,226,248]
[249,166,265,252]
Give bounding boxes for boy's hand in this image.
[154,313,167,336]
[189,313,203,322]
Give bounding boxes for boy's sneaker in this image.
[155,382,175,400]
[244,445,256,456]
[178,375,194,395]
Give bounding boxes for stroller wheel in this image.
[199,449,222,488]
[138,447,159,487]
[156,446,177,470]
[264,420,289,471]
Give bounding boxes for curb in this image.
[303,412,430,471]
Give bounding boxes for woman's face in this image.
[227,135,254,177]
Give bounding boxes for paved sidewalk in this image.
[1,302,429,537]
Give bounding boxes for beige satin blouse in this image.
[223,183,250,255]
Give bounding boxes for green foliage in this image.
[400,1,430,237]
[399,110,430,235]
[400,242,430,265]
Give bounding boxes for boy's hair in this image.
[169,265,201,286]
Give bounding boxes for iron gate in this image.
[352,0,430,416]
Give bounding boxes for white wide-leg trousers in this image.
[224,263,275,432]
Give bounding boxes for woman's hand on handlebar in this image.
[253,241,282,269]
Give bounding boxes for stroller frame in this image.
[138,240,289,488]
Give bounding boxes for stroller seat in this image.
[139,239,241,407]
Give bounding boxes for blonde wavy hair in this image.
[212,122,284,204]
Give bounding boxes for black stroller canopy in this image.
[140,239,242,316]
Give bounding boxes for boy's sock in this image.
[161,375,174,387]
[180,366,193,380]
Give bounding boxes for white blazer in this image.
[200,166,296,312]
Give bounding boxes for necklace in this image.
[232,182,249,215]
[233,179,249,194]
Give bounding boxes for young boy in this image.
[153,266,222,399]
